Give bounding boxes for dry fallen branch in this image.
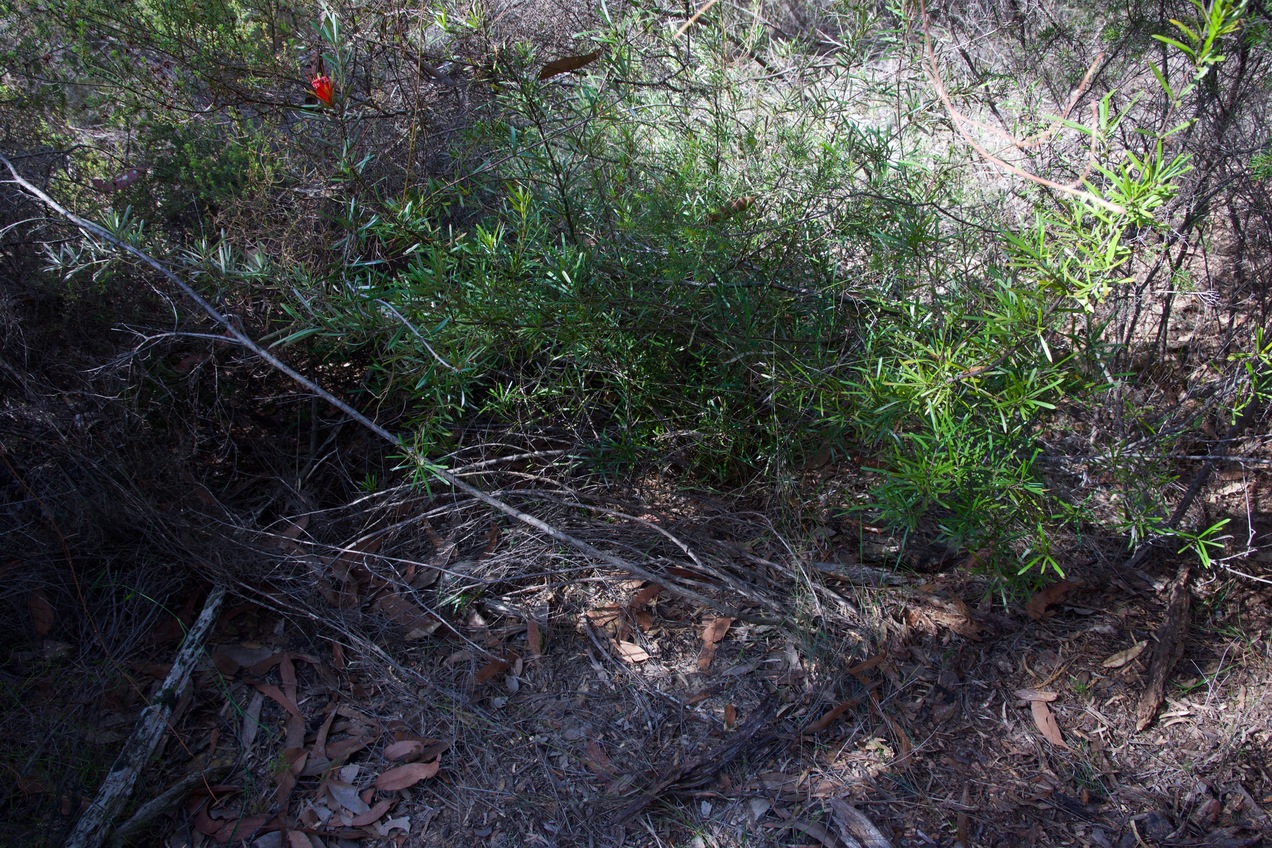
[614,696,780,822]
[0,157,755,623]
[64,585,227,848]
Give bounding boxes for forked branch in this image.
[918,0,1125,216]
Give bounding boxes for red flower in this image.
[311,73,334,107]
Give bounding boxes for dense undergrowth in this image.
[4,0,1271,590]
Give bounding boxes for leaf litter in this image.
[139,482,1272,848]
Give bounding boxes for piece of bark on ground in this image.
[1136,564,1192,732]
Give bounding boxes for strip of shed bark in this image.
[1135,564,1191,731]
[64,584,227,848]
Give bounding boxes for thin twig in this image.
[676,0,719,37]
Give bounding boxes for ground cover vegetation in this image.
[2,0,1271,845]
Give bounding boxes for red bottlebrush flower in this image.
[311,73,334,107]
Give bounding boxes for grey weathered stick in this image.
[829,799,895,848]
[109,763,233,848]
[64,584,227,848]
[0,156,739,618]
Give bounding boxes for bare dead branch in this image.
[1,155,760,622]
[917,0,1123,215]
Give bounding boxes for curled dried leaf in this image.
[350,798,395,827]
[615,640,650,663]
[1026,580,1081,620]
[1029,699,1069,749]
[538,49,602,80]
[527,617,542,657]
[802,696,864,735]
[475,656,512,684]
[697,616,733,671]
[1102,640,1148,669]
[384,739,425,761]
[375,760,440,791]
[706,196,757,223]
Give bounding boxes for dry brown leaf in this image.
[326,775,370,815]
[706,195,757,223]
[173,350,212,375]
[1026,580,1081,620]
[585,605,622,632]
[205,812,273,844]
[697,616,734,671]
[939,592,985,638]
[28,589,54,638]
[273,515,310,553]
[350,798,394,827]
[584,739,618,775]
[339,533,384,562]
[409,565,440,589]
[907,594,985,638]
[475,656,512,684]
[92,168,143,194]
[845,653,886,676]
[1014,688,1058,702]
[724,703,737,729]
[375,593,442,639]
[211,644,278,676]
[527,618,542,657]
[286,830,312,848]
[614,640,649,663]
[1029,699,1069,749]
[802,696,864,735]
[383,740,420,762]
[252,682,302,717]
[325,737,369,761]
[375,760,440,791]
[276,756,300,810]
[538,49,603,80]
[1102,640,1148,669]
[629,583,662,608]
[314,708,337,759]
[881,711,912,761]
